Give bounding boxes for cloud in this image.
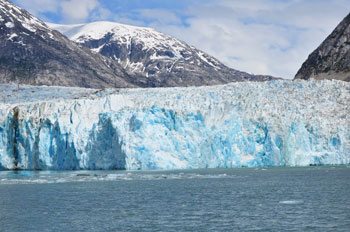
[141,0,349,78]
[137,9,183,25]
[14,0,109,23]
[13,0,59,15]
[61,0,99,22]
[13,0,350,78]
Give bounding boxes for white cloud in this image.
[61,0,97,22]
[60,0,105,23]
[137,9,183,25]
[144,0,350,78]
[14,0,59,15]
[14,0,350,78]
[15,0,109,23]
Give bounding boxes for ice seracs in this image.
[0,80,349,170]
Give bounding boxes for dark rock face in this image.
[295,13,350,82]
[53,22,277,88]
[0,0,133,88]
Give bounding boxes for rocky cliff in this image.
[295,13,350,82]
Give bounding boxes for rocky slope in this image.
[51,22,276,87]
[0,0,133,88]
[295,13,350,82]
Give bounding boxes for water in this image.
[0,167,349,231]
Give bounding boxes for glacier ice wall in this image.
[0,80,349,170]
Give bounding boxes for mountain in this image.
[295,13,350,82]
[1,80,349,170]
[0,0,276,89]
[50,21,277,87]
[0,0,133,88]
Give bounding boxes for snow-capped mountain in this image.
[51,21,277,87]
[295,13,350,82]
[0,0,276,89]
[0,0,133,88]
[0,80,348,170]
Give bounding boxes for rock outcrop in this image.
[295,13,350,82]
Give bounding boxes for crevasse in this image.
[0,80,349,170]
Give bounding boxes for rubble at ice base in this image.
[0,80,349,170]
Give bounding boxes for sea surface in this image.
[0,166,349,231]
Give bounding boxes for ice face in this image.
[0,80,349,170]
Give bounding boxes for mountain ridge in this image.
[295,13,350,82]
[50,21,277,87]
[0,0,135,88]
[1,0,278,89]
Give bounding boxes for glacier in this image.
[0,80,349,170]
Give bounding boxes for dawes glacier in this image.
[0,80,349,170]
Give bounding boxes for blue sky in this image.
[13,0,350,78]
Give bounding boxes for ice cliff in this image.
[0,80,349,170]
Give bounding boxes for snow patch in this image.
[22,22,36,32]
[5,21,14,28]
[7,33,17,41]
[91,44,105,53]
[51,21,194,61]
[1,0,51,33]
[198,51,221,69]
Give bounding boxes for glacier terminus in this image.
[0,80,349,170]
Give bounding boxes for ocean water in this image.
[0,167,349,231]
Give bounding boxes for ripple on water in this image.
[0,172,240,185]
[279,200,304,205]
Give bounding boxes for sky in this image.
[13,0,350,79]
